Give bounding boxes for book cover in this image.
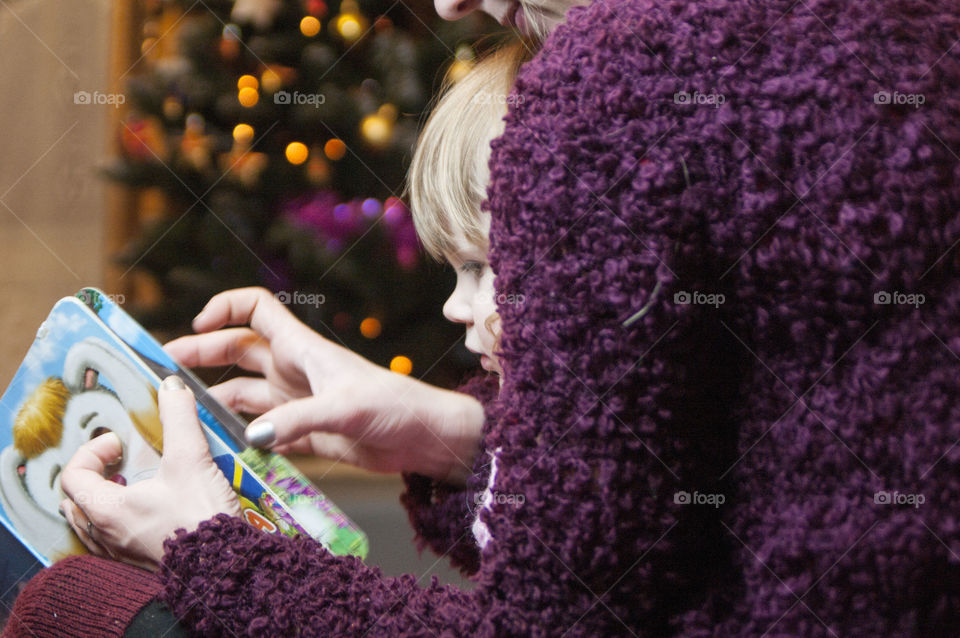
[0,292,368,610]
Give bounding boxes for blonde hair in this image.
[519,0,591,42]
[407,42,530,261]
[14,378,69,459]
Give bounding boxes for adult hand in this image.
[164,287,485,484]
[59,377,241,570]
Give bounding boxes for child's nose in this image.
[443,293,473,325]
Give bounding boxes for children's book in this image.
[0,289,368,613]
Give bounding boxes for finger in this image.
[271,440,316,456]
[191,287,299,341]
[300,432,369,468]
[157,377,212,465]
[60,433,126,508]
[164,328,271,373]
[61,499,108,557]
[208,377,277,415]
[245,395,361,448]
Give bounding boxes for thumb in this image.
[244,395,358,449]
[157,376,211,465]
[61,432,126,507]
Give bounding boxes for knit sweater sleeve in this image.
[398,372,501,575]
[157,1,740,634]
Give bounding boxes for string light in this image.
[306,153,330,184]
[162,96,183,120]
[332,0,368,42]
[324,138,347,160]
[300,16,321,37]
[237,75,259,91]
[448,44,476,83]
[360,104,397,147]
[360,114,391,147]
[360,317,382,339]
[238,87,259,107]
[285,141,309,165]
[233,123,255,145]
[222,24,241,40]
[261,68,283,93]
[306,0,327,17]
[220,24,242,60]
[336,14,362,39]
[390,356,412,375]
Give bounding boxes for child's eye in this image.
[459,261,484,276]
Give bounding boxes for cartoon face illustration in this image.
[0,337,163,559]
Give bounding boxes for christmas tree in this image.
[108,0,506,386]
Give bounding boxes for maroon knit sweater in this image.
[1,556,161,637]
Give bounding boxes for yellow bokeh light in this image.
[359,317,382,339]
[237,75,259,91]
[390,355,412,375]
[336,15,362,40]
[324,138,347,160]
[300,16,322,37]
[447,59,473,83]
[261,68,283,93]
[285,141,309,165]
[360,114,392,147]
[233,123,255,145]
[238,87,259,107]
[378,103,397,120]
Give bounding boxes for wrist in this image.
[432,389,485,486]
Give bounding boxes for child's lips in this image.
[108,474,127,486]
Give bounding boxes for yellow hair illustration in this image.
[13,378,69,459]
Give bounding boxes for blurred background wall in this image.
[0,0,113,388]
[0,0,494,589]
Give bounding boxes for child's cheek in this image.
[473,288,498,349]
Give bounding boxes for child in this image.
[406,43,530,383]
[406,42,533,551]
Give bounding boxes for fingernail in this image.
[104,432,124,461]
[161,375,186,391]
[245,421,275,448]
